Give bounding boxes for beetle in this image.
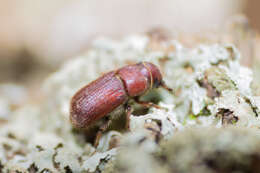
[70,62,172,147]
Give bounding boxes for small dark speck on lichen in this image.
[64,166,73,173]
[13,150,26,157]
[52,143,64,171]
[217,108,238,125]
[78,156,83,165]
[52,153,60,170]
[7,133,16,139]
[54,143,63,150]
[0,161,3,173]
[244,97,259,117]
[138,137,147,144]
[197,78,220,99]
[36,145,44,152]
[40,168,53,173]
[28,163,38,173]
[197,106,211,116]
[3,143,12,151]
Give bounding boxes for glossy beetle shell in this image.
[70,62,163,129]
[70,71,128,129]
[117,63,151,97]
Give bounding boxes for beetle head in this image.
[143,62,163,88]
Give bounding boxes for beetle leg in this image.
[94,119,112,147]
[125,105,133,130]
[134,97,161,109]
[160,81,173,93]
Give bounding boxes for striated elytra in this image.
[70,62,172,147]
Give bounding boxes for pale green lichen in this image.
[1,34,260,172]
[82,148,117,173]
[157,127,260,173]
[112,127,260,173]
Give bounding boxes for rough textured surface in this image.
[1,32,260,172]
[114,127,260,173]
[70,71,127,129]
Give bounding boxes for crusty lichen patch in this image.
[1,33,260,172]
[157,127,260,173]
[112,127,260,173]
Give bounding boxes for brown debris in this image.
[108,135,121,150]
[198,78,220,99]
[144,120,162,143]
[217,108,238,125]
[28,163,38,173]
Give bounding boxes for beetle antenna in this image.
[161,81,173,93]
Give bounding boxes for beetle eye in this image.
[154,80,161,88]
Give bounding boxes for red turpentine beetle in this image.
[70,62,172,147]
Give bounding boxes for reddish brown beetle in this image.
[70,62,172,147]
